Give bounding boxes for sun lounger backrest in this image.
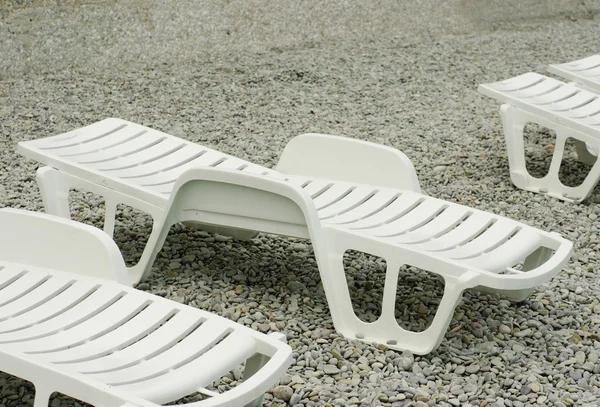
[164,167,322,240]
[0,209,129,284]
[277,133,422,192]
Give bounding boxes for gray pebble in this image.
[290,392,302,405]
[273,385,293,402]
[450,385,464,395]
[323,364,340,375]
[3,5,598,407]
[466,364,480,374]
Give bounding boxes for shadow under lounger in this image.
[17,118,574,354]
[0,208,292,407]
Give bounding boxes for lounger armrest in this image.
[186,344,293,407]
[276,133,422,192]
[0,208,129,284]
[488,235,573,290]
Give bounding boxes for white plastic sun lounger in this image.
[17,119,573,354]
[549,55,600,94]
[0,208,292,407]
[479,72,600,203]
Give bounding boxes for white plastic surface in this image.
[479,72,600,202]
[548,55,600,94]
[0,209,292,407]
[276,133,422,192]
[18,119,574,354]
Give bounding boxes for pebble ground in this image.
[1,1,600,406]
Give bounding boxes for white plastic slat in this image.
[479,73,600,140]
[464,229,542,273]
[53,126,148,157]
[545,92,597,112]
[76,132,168,166]
[317,186,376,219]
[0,264,27,288]
[531,86,580,107]
[395,205,471,244]
[0,274,74,320]
[0,285,124,342]
[213,156,250,171]
[563,98,600,119]
[486,72,545,92]
[436,221,519,259]
[323,190,399,225]
[549,56,600,94]
[87,138,186,170]
[68,310,204,373]
[91,318,231,384]
[0,281,100,334]
[512,79,564,100]
[0,271,50,307]
[551,55,600,78]
[418,211,497,252]
[130,150,228,186]
[345,193,423,230]
[285,176,312,188]
[2,293,148,352]
[302,180,332,198]
[31,119,127,149]
[116,331,256,404]
[579,115,600,127]
[38,302,176,363]
[359,198,446,237]
[107,144,206,179]
[312,184,356,210]
[580,67,600,78]
[562,55,600,71]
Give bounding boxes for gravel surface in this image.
[2,1,600,406]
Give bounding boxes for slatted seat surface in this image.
[20,119,556,277]
[549,55,600,93]
[319,186,541,275]
[19,119,281,207]
[0,262,291,406]
[478,72,600,134]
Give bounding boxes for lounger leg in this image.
[500,105,600,202]
[242,332,287,407]
[416,280,467,351]
[104,198,118,237]
[500,104,530,191]
[127,217,173,285]
[574,140,598,166]
[36,166,71,219]
[33,384,53,407]
[382,266,468,353]
[327,252,469,354]
[315,229,479,354]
